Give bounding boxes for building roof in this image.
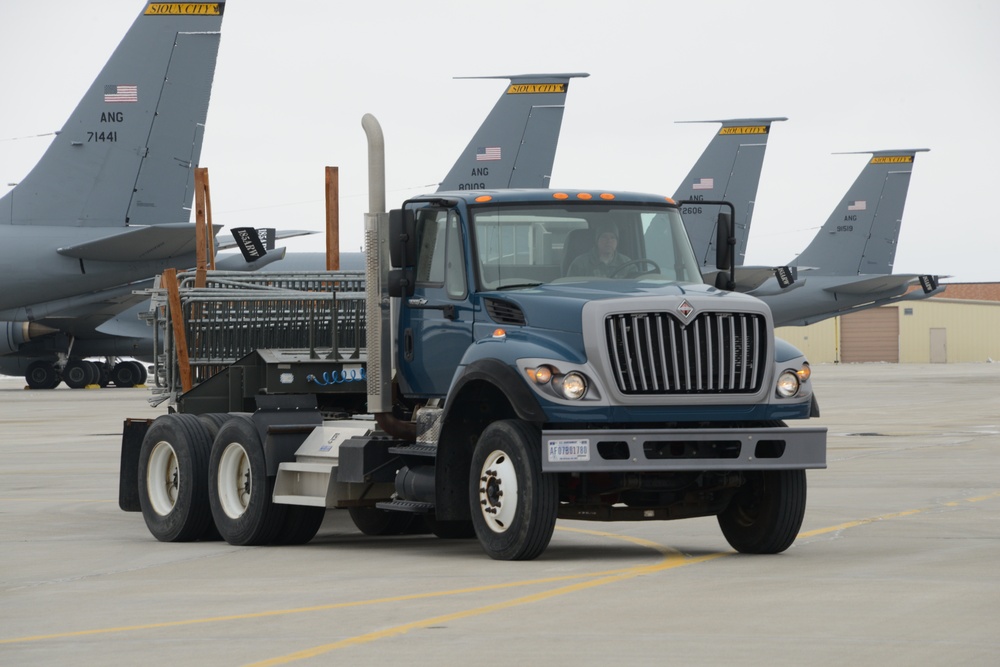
[936,283,1000,303]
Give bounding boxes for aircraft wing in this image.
[56,223,221,262]
[215,247,288,271]
[24,281,151,333]
[215,228,316,251]
[701,265,803,296]
[703,265,795,292]
[824,273,935,295]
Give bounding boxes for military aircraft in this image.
[236,72,588,271]
[440,73,587,190]
[0,1,231,387]
[2,69,587,387]
[747,149,943,326]
[670,117,787,268]
[669,124,941,326]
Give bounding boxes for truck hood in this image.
[480,279,763,333]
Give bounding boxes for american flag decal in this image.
[476,146,501,161]
[847,200,867,211]
[104,84,138,103]
[692,177,714,190]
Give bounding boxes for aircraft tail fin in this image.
[672,117,786,267]
[0,2,225,228]
[792,149,929,276]
[438,73,588,191]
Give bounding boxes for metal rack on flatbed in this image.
[141,268,369,414]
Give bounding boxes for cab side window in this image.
[415,210,447,284]
[415,209,466,298]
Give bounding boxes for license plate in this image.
[547,438,590,462]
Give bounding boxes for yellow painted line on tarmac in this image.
[246,530,719,667]
[797,489,1000,539]
[3,490,997,652]
[0,498,114,503]
[796,508,926,538]
[0,555,659,646]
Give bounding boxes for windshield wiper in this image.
[495,281,544,291]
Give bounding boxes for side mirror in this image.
[715,211,733,271]
[388,209,417,268]
[388,268,415,298]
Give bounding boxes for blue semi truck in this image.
[120,115,826,560]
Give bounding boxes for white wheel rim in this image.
[477,449,519,533]
[147,441,179,516]
[217,442,251,519]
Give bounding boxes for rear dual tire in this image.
[138,414,215,542]
[207,416,323,546]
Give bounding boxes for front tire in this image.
[208,415,286,545]
[137,414,215,542]
[469,420,557,561]
[718,469,807,554]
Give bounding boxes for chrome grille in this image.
[605,312,766,394]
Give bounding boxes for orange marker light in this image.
[600,193,615,200]
[665,196,676,204]
[475,195,493,203]
[553,192,569,200]
[492,328,507,339]
[576,192,593,200]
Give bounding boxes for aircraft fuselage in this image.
[0,225,196,315]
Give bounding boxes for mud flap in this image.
[119,418,153,511]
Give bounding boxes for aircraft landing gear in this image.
[25,360,61,390]
[63,359,99,389]
[22,357,147,390]
[111,360,148,387]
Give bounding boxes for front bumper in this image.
[541,426,827,473]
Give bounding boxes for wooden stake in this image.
[163,268,192,393]
[325,166,340,270]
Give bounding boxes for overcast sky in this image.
[2,0,998,282]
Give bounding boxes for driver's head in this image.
[594,222,618,257]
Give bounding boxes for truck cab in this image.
[381,189,825,559]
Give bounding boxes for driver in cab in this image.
[567,223,634,278]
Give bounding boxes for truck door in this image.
[398,207,474,398]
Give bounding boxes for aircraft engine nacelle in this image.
[0,321,57,356]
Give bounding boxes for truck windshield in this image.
[471,203,703,290]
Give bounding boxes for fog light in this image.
[527,365,553,384]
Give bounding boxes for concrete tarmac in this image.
[1,363,998,666]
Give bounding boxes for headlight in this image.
[555,372,588,400]
[524,364,593,400]
[776,370,800,398]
